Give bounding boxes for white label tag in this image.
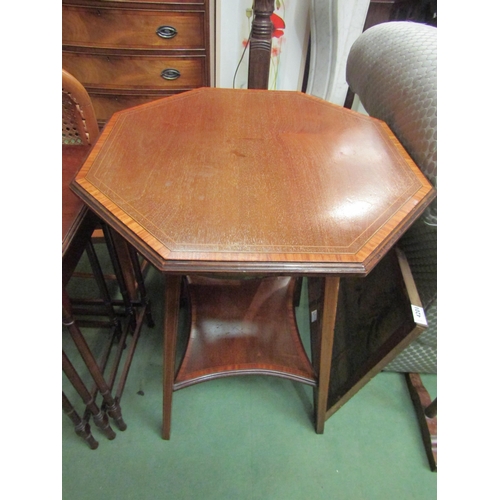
[311,310,318,322]
[411,305,427,327]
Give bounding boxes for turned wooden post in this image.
[248,0,275,89]
[62,352,116,440]
[63,289,127,431]
[62,391,100,449]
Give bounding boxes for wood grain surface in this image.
[174,276,316,389]
[72,88,435,274]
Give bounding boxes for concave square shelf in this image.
[173,276,316,391]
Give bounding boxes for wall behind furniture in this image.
[215,0,311,90]
[306,0,370,105]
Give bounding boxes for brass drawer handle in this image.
[156,26,178,39]
[161,68,181,80]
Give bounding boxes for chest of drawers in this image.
[62,0,211,126]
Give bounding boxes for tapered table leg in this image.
[162,274,182,440]
[315,277,340,434]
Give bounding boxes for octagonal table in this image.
[72,87,435,439]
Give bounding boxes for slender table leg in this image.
[315,277,340,434]
[162,274,182,440]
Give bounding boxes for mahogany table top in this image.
[72,88,435,275]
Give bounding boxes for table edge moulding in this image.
[72,88,435,276]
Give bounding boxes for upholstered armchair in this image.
[345,21,437,470]
[346,21,437,375]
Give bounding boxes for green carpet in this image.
[63,260,437,500]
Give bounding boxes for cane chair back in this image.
[63,69,99,146]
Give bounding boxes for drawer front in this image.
[62,7,205,50]
[63,52,206,90]
[83,1,206,4]
[90,94,175,123]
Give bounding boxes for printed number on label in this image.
[411,305,428,327]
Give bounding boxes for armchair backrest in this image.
[346,22,437,225]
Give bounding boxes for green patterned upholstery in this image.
[346,22,437,373]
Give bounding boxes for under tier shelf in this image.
[174,276,316,390]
